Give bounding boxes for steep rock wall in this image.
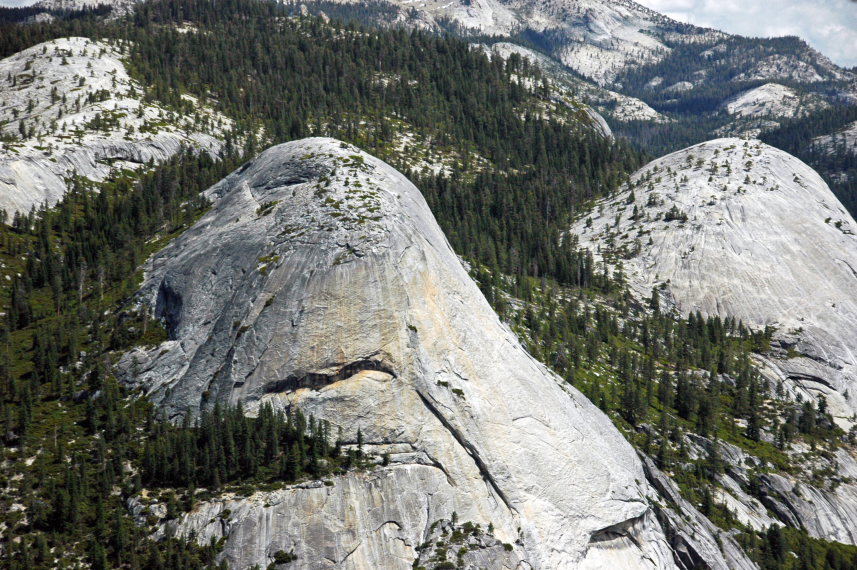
[121,137,693,569]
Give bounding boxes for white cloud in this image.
[637,0,857,67]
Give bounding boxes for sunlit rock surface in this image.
[0,37,229,215]
[121,137,699,569]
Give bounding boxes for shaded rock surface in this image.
[121,137,700,568]
[641,455,758,570]
[755,450,857,545]
[813,120,857,157]
[0,37,229,215]
[687,432,857,545]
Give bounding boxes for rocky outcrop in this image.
[119,137,741,569]
[572,138,857,429]
[755,449,857,545]
[411,519,524,570]
[571,137,857,545]
[722,83,826,119]
[813,120,857,157]
[682,435,778,532]
[640,455,758,570]
[338,0,705,85]
[733,54,849,84]
[482,42,670,124]
[684,432,857,546]
[0,37,229,215]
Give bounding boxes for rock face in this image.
[482,42,670,124]
[571,137,857,544]
[342,0,704,85]
[121,137,699,569]
[682,435,778,533]
[813,120,857,157]
[0,37,229,215]
[732,54,848,84]
[722,83,825,119]
[640,455,758,570]
[683,431,857,546]
[573,138,857,427]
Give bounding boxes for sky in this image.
[635,0,857,68]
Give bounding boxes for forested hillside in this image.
[761,106,857,213]
[469,261,857,569]
[0,2,644,567]
[1,0,856,568]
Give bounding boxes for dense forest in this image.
[1,0,856,568]
[0,146,370,568]
[1,0,643,285]
[0,2,643,567]
[0,150,241,569]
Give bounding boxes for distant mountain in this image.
[0,37,230,215]
[305,0,857,211]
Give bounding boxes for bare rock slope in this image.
[344,0,697,85]
[0,37,229,215]
[722,83,826,120]
[572,138,857,426]
[120,137,757,569]
[572,138,857,544]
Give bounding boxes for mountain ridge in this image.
[119,136,758,569]
[0,36,230,215]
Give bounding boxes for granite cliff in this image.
[0,37,229,215]
[572,137,857,545]
[121,137,755,569]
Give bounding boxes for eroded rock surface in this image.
[0,37,229,215]
[572,138,857,428]
[722,83,826,119]
[120,137,702,569]
[572,137,857,545]
[641,455,759,570]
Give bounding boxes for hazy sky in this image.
[636,0,857,67]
